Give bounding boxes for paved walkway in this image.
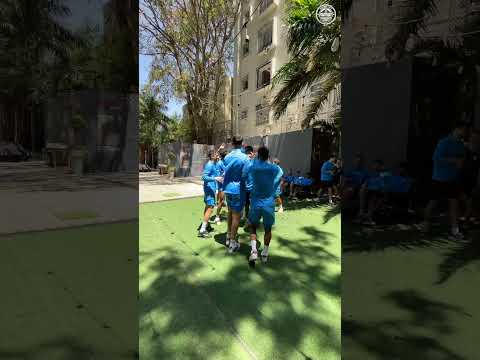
[139,172,203,203]
[1,162,138,235]
[0,163,204,234]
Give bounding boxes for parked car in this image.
[139,163,152,172]
[0,142,31,162]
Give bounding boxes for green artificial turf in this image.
[342,222,480,360]
[53,210,99,221]
[140,197,341,360]
[0,222,138,360]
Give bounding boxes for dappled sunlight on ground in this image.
[342,218,479,360]
[140,197,341,360]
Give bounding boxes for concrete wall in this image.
[245,128,313,175]
[160,129,313,177]
[342,59,413,171]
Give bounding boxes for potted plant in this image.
[70,112,88,175]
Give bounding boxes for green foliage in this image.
[272,0,341,129]
[140,0,239,142]
[385,0,439,61]
[0,0,83,103]
[139,88,169,148]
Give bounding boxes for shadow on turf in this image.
[435,235,480,285]
[343,217,480,286]
[0,337,137,359]
[343,289,469,359]
[342,217,466,254]
[140,226,340,359]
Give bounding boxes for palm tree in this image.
[383,0,480,125]
[139,88,172,167]
[384,0,439,61]
[272,0,341,129]
[0,0,82,147]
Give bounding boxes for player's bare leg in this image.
[228,210,242,253]
[261,230,272,263]
[226,209,233,246]
[199,206,214,237]
[249,224,258,264]
[215,191,224,223]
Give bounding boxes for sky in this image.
[59,0,108,32]
[139,55,184,117]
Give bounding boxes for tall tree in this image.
[0,0,81,145]
[272,0,341,129]
[139,87,172,166]
[140,0,239,143]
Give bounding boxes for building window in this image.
[387,0,393,7]
[240,109,248,120]
[257,22,273,53]
[241,74,249,91]
[242,38,250,56]
[256,62,271,89]
[259,0,273,14]
[256,105,270,125]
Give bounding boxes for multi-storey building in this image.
[341,0,480,178]
[232,0,340,138]
[213,76,233,144]
[342,0,472,69]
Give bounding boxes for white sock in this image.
[263,245,269,255]
[251,240,257,252]
[451,226,459,234]
[200,221,208,231]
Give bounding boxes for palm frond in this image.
[271,55,311,119]
[385,0,438,61]
[302,69,339,128]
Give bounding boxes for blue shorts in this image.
[226,193,245,213]
[248,199,275,231]
[217,182,224,192]
[204,189,216,207]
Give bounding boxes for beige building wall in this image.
[232,0,340,138]
[342,0,471,69]
[213,76,233,144]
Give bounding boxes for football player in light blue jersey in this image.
[214,148,227,224]
[223,136,249,252]
[198,150,223,237]
[243,146,280,263]
[243,146,255,226]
